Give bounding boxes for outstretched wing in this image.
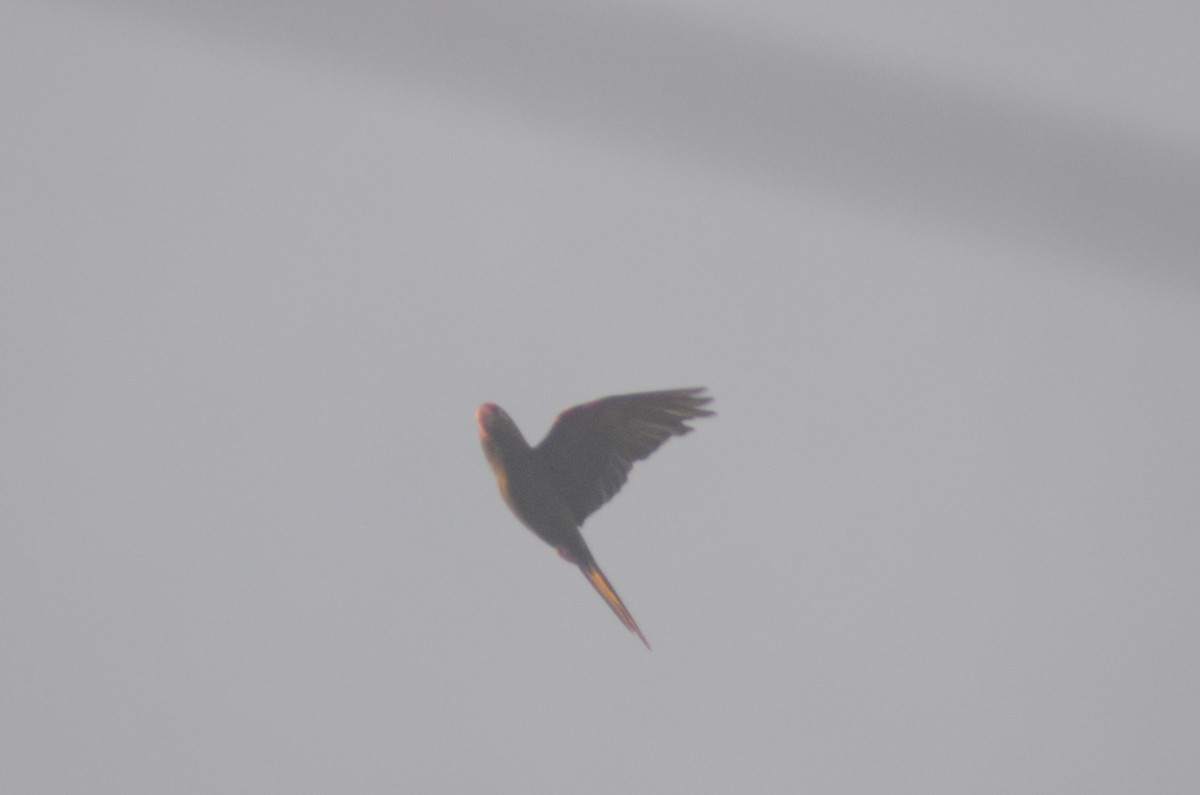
[535,387,714,525]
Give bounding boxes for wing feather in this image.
[534,387,714,525]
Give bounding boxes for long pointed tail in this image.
[580,561,650,649]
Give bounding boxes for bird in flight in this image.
[476,387,713,648]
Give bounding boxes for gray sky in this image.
[4,2,1199,792]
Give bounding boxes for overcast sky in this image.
[4,2,1199,793]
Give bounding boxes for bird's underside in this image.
[476,387,714,648]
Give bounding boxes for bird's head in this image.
[475,402,528,457]
[475,402,509,440]
[476,403,532,502]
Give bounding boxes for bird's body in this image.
[476,387,713,648]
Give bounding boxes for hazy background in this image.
[4,2,1198,792]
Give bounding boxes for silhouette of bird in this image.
[476,387,714,648]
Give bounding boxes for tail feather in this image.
[580,562,650,649]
